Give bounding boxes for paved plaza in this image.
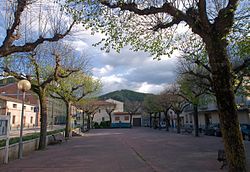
[1,128,250,172]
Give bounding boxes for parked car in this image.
[240,124,250,141]
[205,123,222,137]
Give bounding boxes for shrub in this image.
[99,121,110,128]
[93,122,100,129]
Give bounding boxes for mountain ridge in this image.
[99,89,154,102]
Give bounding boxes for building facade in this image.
[0,95,37,129]
[0,78,67,127]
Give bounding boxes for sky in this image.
[0,1,179,95]
[66,29,179,95]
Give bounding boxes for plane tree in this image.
[64,0,250,169]
[79,99,102,130]
[143,95,163,128]
[1,42,80,149]
[158,91,172,131]
[125,100,142,127]
[163,85,190,134]
[105,102,116,127]
[49,71,101,138]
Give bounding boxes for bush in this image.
[93,122,100,129]
[99,121,110,128]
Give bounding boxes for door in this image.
[133,118,141,127]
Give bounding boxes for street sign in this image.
[0,115,10,164]
[0,116,8,138]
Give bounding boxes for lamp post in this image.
[17,80,31,159]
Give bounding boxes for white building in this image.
[92,99,122,124]
[0,95,37,129]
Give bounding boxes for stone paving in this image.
[1,127,250,172]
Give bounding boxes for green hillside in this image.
[99,89,153,102]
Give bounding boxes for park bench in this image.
[49,133,64,145]
[217,149,227,169]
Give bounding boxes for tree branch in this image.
[198,0,210,29]
[100,1,188,22]
[2,0,27,49]
[233,58,250,74]
[214,0,239,34]
[152,18,181,31]
[0,21,76,57]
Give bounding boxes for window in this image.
[99,109,101,113]
[124,116,129,121]
[31,107,34,111]
[23,116,26,124]
[102,117,105,121]
[13,104,17,108]
[12,116,15,124]
[189,115,193,123]
[30,117,33,124]
[24,106,26,110]
[115,117,120,121]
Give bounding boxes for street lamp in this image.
[17,79,31,159]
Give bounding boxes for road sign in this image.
[0,115,10,164]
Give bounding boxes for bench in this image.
[49,133,64,145]
[181,126,193,134]
[217,149,227,169]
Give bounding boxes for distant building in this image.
[0,77,67,126]
[181,95,250,129]
[92,100,118,124]
[0,95,37,129]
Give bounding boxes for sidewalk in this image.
[1,128,249,172]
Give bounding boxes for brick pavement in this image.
[0,128,249,172]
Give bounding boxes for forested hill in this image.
[99,89,153,102]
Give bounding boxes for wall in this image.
[6,101,36,129]
[106,99,124,112]
[93,108,110,124]
[0,133,62,164]
[182,110,250,128]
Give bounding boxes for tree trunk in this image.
[176,113,181,134]
[158,112,161,130]
[65,101,71,138]
[87,113,90,130]
[82,111,85,132]
[165,112,169,131]
[109,113,112,128]
[38,90,47,150]
[193,104,199,137]
[129,113,132,128]
[149,113,152,128]
[205,35,246,172]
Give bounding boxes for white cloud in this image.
[93,65,114,76]
[136,82,166,94]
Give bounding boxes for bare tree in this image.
[143,95,162,128]
[0,0,75,57]
[163,85,189,134]
[125,100,141,127]
[158,91,173,131]
[105,103,116,127]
